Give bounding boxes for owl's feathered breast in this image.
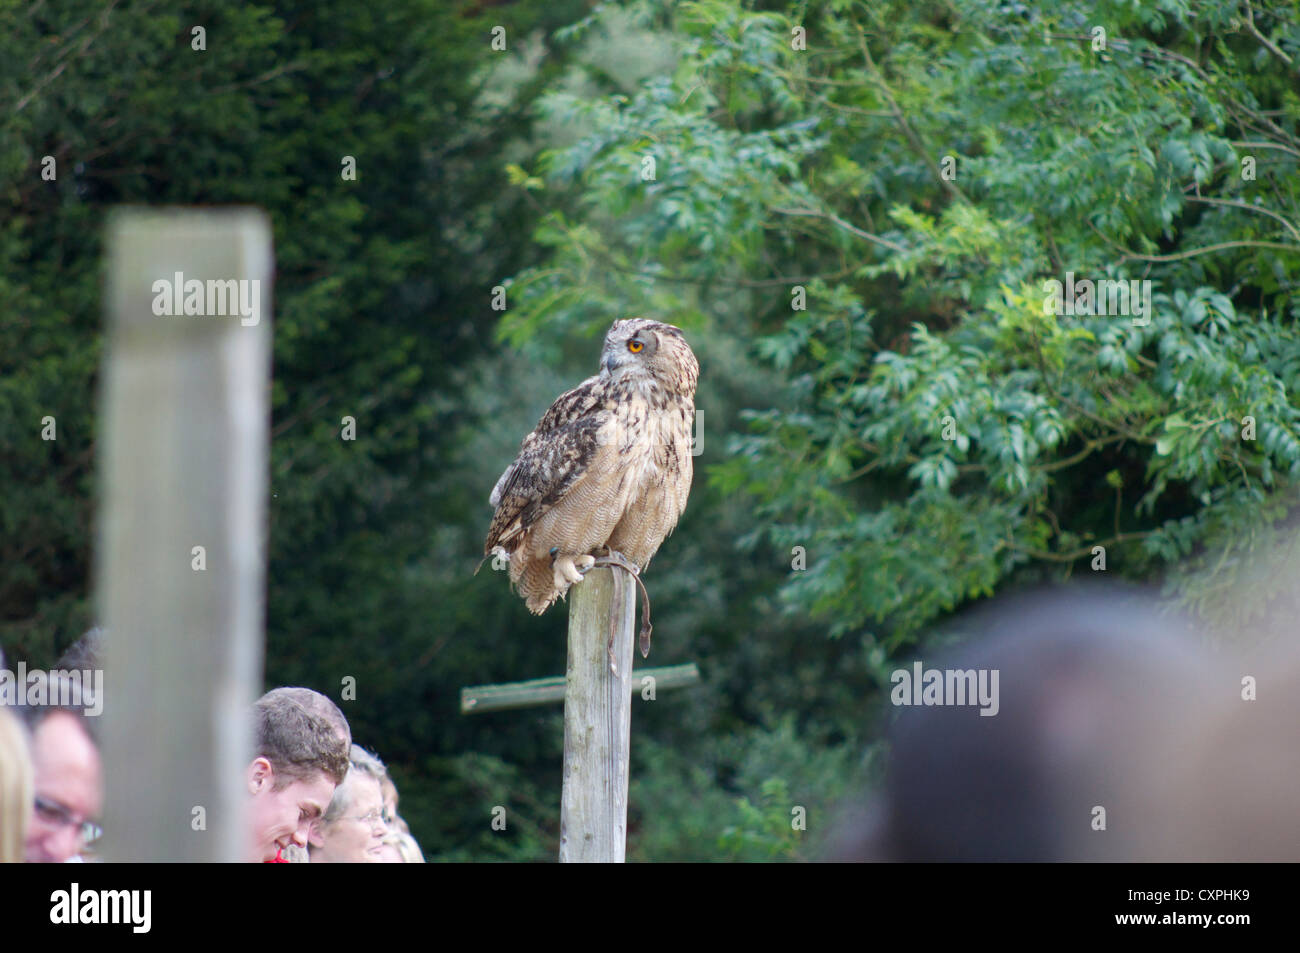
[484,373,694,558]
[484,376,615,553]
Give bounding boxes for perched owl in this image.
[484,318,699,633]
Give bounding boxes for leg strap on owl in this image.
[586,550,653,671]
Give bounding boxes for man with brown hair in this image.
[245,687,351,863]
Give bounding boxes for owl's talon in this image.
[590,550,641,575]
[552,554,589,588]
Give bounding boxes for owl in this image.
[484,318,699,639]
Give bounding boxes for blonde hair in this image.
[382,829,425,863]
[0,708,34,864]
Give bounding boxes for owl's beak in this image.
[604,354,619,375]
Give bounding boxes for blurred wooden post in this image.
[559,567,636,862]
[97,208,273,862]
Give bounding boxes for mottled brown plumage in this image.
[485,318,699,615]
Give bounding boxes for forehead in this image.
[346,774,385,810]
[285,773,336,811]
[32,713,102,812]
[607,319,673,341]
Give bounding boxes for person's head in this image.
[246,688,351,863]
[16,701,103,863]
[0,707,34,864]
[376,828,425,863]
[832,584,1213,862]
[259,686,351,750]
[307,745,389,863]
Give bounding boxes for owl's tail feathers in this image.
[520,557,563,615]
[525,590,560,615]
[526,596,557,614]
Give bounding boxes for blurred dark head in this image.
[832,584,1213,862]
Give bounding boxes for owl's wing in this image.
[485,378,609,554]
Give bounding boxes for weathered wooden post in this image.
[97,208,273,862]
[559,566,636,862]
[460,663,699,713]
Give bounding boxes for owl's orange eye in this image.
[627,340,644,353]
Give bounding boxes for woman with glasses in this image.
[307,745,389,863]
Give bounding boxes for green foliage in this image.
[630,716,879,862]
[504,0,1300,656]
[718,778,802,860]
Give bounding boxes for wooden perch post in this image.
[97,208,273,862]
[460,663,698,714]
[559,565,636,862]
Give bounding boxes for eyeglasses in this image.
[348,809,387,830]
[34,795,103,846]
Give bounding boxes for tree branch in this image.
[1242,1,1293,65]
[14,1,119,114]
[1006,531,1154,563]
[856,30,971,207]
[1089,222,1300,263]
[1186,195,1300,241]
[772,206,908,254]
